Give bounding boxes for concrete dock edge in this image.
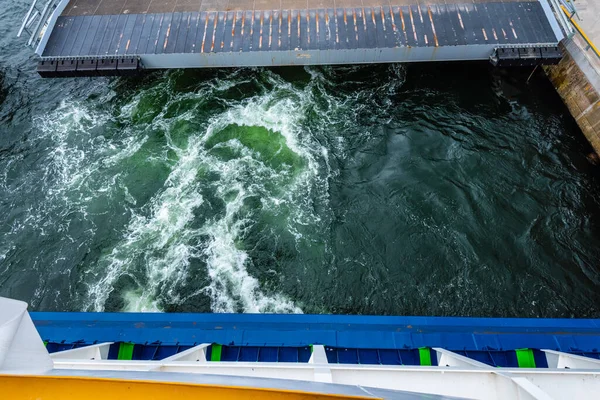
[544,2,600,154]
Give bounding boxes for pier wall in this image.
[545,39,600,154]
[544,1,600,154]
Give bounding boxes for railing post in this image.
[309,345,332,383]
[17,0,39,37]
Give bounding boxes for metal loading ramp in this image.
[24,0,566,76]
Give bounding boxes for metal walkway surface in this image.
[31,0,565,75]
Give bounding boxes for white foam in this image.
[200,187,301,313]
[123,290,161,312]
[16,66,407,313]
[90,83,322,313]
[0,97,132,248]
[86,139,206,311]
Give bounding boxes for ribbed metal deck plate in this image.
[41,1,559,60]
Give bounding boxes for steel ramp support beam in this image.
[543,350,600,369]
[50,343,113,360]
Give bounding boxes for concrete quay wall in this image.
[544,0,600,154]
[545,38,600,153]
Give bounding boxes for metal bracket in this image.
[309,345,332,383]
[50,343,113,360]
[543,350,600,369]
[433,348,492,368]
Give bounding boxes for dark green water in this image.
[2,1,600,317]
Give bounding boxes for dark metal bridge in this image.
[22,0,566,77]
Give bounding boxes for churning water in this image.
[1,0,600,317]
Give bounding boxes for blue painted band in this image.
[32,312,600,353]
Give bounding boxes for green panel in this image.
[419,347,432,366]
[117,342,135,360]
[310,344,313,353]
[211,344,222,361]
[515,348,536,368]
[43,341,48,347]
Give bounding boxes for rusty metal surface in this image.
[43,1,558,60]
[61,0,538,16]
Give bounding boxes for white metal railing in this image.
[17,0,61,49]
[547,0,575,37]
[46,344,600,400]
[2,296,600,400]
[558,3,600,60]
[559,0,579,21]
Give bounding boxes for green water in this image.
[2,2,600,317]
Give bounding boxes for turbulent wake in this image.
[23,66,404,312]
[3,62,598,318]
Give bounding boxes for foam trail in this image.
[123,290,161,312]
[26,66,404,313]
[197,88,320,313]
[201,185,301,313]
[6,97,144,242]
[86,137,206,311]
[88,80,318,313]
